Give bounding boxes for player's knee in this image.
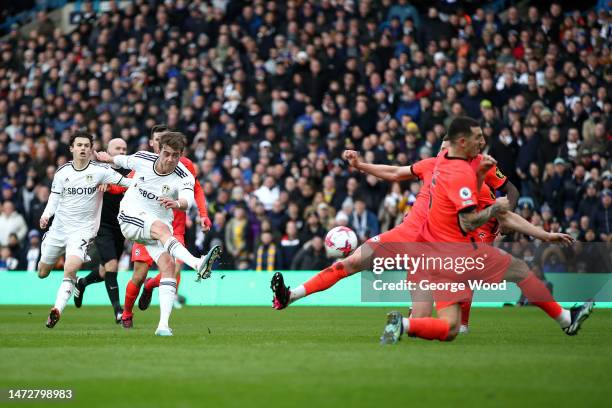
[150,221,171,240]
[444,329,459,342]
[410,302,433,318]
[505,258,530,283]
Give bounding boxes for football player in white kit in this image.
[94,131,216,336]
[39,130,133,328]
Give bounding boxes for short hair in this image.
[70,130,93,146]
[446,116,481,142]
[159,131,186,152]
[151,124,169,137]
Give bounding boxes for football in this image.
[324,226,358,258]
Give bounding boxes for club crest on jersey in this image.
[161,185,170,195]
[459,187,472,199]
[86,174,93,183]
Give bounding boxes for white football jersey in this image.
[115,151,195,224]
[48,161,129,237]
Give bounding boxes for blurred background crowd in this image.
[0,0,610,273]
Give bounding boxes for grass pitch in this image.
[1,306,610,408]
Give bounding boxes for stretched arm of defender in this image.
[343,150,414,181]
[498,211,575,245]
[459,197,510,232]
[498,180,520,210]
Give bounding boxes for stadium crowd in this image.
[0,0,610,272]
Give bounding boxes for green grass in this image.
[1,306,610,408]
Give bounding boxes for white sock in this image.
[556,308,571,328]
[163,238,199,270]
[158,278,176,330]
[289,285,306,302]
[402,317,410,333]
[54,278,75,313]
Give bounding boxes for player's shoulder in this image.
[179,156,197,173]
[174,161,193,179]
[90,160,111,170]
[56,161,72,174]
[133,150,158,162]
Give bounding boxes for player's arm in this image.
[497,180,519,210]
[182,158,211,230]
[343,150,416,181]
[101,167,134,188]
[94,151,137,170]
[106,171,134,195]
[159,177,195,212]
[458,197,510,232]
[498,211,575,245]
[484,164,519,210]
[40,176,63,229]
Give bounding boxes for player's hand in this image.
[546,233,576,246]
[40,216,49,230]
[494,196,511,214]
[201,215,212,232]
[94,151,112,163]
[159,197,181,210]
[478,154,497,175]
[342,150,361,168]
[98,184,108,193]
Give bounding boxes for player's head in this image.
[69,130,93,160]
[150,124,169,154]
[158,131,186,172]
[107,138,127,157]
[446,117,482,159]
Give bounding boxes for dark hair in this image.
[446,116,480,142]
[70,130,94,146]
[151,124,169,137]
[159,131,186,152]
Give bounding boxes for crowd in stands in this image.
[0,0,610,272]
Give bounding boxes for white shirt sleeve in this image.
[42,190,61,218]
[99,166,133,187]
[178,176,195,210]
[112,154,137,170]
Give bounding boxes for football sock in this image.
[54,278,75,313]
[460,301,472,326]
[145,272,181,292]
[298,263,348,300]
[82,270,103,287]
[145,273,161,291]
[517,272,568,326]
[158,278,177,329]
[123,280,140,318]
[104,272,121,311]
[163,237,199,270]
[406,317,450,341]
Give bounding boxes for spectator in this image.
[224,205,251,269]
[0,246,18,271]
[279,221,300,270]
[591,190,612,241]
[254,231,280,272]
[350,198,380,242]
[0,201,27,246]
[25,230,41,272]
[291,236,330,271]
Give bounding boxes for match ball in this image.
[324,226,358,258]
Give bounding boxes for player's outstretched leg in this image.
[152,222,221,281]
[505,257,594,335]
[271,245,369,309]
